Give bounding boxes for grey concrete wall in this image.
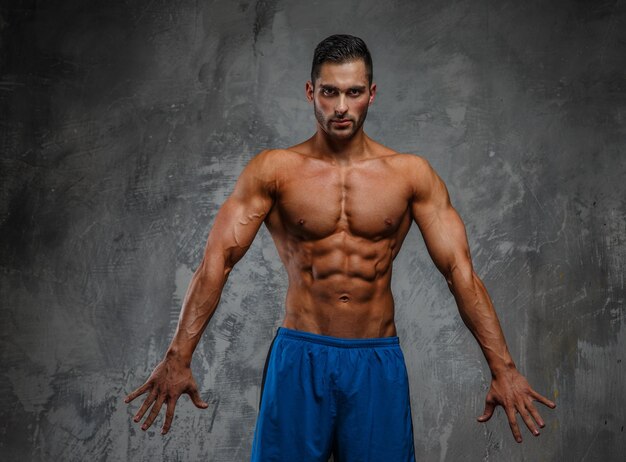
[1,0,624,460]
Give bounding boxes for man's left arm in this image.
[409,157,556,443]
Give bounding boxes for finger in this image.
[526,402,545,428]
[505,407,523,443]
[188,387,208,409]
[134,390,157,423]
[161,397,178,435]
[517,404,540,437]
[142,395,166,431]
[125,382,150,403]
[531,390,556,409]
[477,400,495,422]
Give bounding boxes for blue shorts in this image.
[250,327,416,461]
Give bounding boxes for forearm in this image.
[166,253,230,366]
[448,265,516,376]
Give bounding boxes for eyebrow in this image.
[319,84,367,92]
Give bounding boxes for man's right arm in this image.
[167,150,277,363]
[124,150,277,434]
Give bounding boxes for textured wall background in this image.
[1,0,624,460]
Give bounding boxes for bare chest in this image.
[272,162,412,240]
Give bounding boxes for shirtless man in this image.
[125,34,555,460]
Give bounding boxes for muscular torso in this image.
[263,139,416,338]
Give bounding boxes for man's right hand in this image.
[124,357,209,434]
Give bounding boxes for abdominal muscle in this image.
[277,234,400,339]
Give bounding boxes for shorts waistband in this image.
[276,327,399,348]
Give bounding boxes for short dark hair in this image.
[311,34,373,85]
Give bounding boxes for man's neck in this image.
[312,129,370,165]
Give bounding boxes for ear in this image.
[368,83,377,105]
[305,81,314,103]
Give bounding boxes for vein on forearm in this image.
[447,264,515,375]
[168,255,228,362]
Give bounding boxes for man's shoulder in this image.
[251,148,303,166]
[383,151,433,174]
[380,152,446,200]
[242,149,306,191]
[245,148,294,174]
[251,148,287,162]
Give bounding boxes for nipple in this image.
[298,219,305,226]
[384,218,393,227]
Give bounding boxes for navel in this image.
[384,218,393,227]
[339,295,350,303]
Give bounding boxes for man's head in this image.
[307,35,376,141]
[310,34,373,86]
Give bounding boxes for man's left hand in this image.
[477,368,556,443]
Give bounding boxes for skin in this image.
[125,59,556,441]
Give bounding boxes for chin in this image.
[332,132,356,141]
[327,126,356,138]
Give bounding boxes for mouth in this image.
[331,119,352,127]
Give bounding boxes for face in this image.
[306,60,376,140]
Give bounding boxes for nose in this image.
[335,94,348,116]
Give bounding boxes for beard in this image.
[313,100,368,140]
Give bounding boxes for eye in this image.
[322,88,335,96]
[348,89,362,96]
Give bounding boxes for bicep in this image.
[411,161,472,279]
[204,153,275,269]
[415,204,472,278]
